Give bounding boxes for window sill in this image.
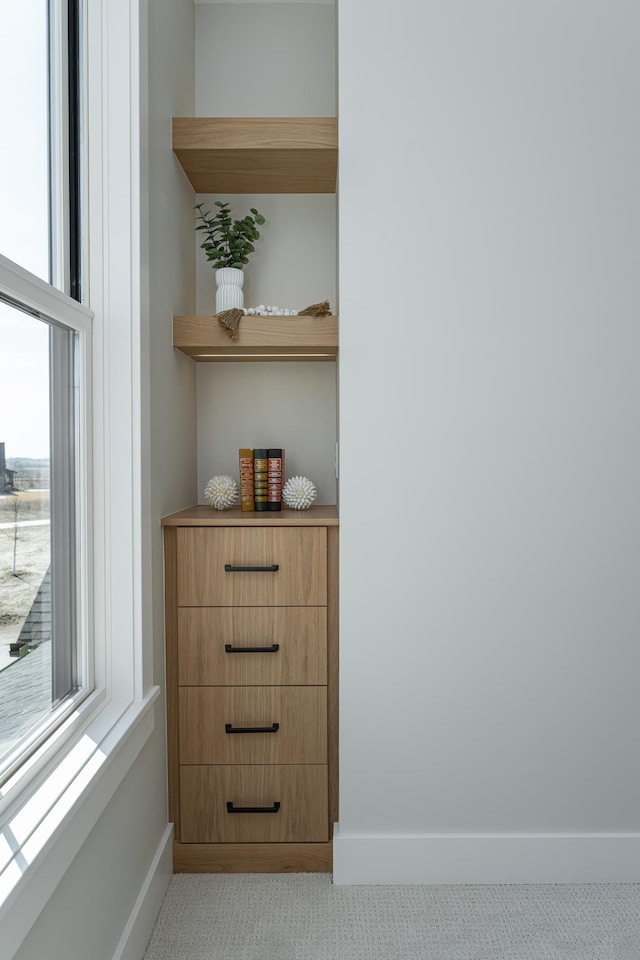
[0,686,159,959]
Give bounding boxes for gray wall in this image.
[194,3,337,505]
[336,0,640,881]
[12,742,170,960]
[195,2,336,118]
[13,0,197,954]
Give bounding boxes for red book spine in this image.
[267,449,283,512]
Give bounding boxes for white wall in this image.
[195,194,336,313]
[194,3,337,504]
[195,2,336,117]
[336,0,640,883]
[147,0,198,685]
[197,361,337,502]
[12,1,197,955]
[12,744,172,960]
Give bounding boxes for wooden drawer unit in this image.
[177,526,326,606]
[163,506,338,874]
[180,765,328,843]
[179,686,327,764]
[178,607,327,686]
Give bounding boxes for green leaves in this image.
[194,202,266,269]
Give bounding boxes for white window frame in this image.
[0,1,157,955]
[0,259,93,788]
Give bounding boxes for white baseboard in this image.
[332,825,640,885]
[112,823,173,960]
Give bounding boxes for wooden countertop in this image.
[161,504,339,527]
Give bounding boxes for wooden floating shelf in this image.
[173,314,338,362]
[172,117,338,194]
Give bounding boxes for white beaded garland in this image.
[203,475,239,511]
[243,305,298,317]
[282,476,317,510]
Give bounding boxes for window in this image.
[0,1,87,783]
[0,4,50,282]
[0,0,157,948]
[0,301,83,778]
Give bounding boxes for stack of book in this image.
[239,448,284,512]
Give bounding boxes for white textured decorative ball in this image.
[282,476,317,510]
[204,475,239,510]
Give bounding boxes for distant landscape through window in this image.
[0,307,53,758]
[0,1,81,772]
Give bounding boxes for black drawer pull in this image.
[224,564,279,573]
[226,801,281,814]
[224,644,280,654]
[225,722,280,734]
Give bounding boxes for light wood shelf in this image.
[172,117,338,194]
[173,314,338,362]
[161,505,339,527]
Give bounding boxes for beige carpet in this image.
[143,874,640,959]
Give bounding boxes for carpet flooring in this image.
[143,874,640,960]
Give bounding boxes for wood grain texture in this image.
[179,686,326,764]
[327,525,339,832]
[164,527,181,838]
[162,505,338,527]
[174,353,336,364]
[178,607,327,686]
[173,314,338,362]
[173,842,332,874]
[172,117,338,194]
[177,527,326,606]
[180,764,328,843]
[164,512,338,870]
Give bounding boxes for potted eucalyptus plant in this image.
[195,201,266,313]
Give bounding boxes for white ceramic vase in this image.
[215,267,244,313]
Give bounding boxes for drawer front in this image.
[180,764,328,843]
[177,527,326,606]
[179,686,326,764]
[178,607,327,686]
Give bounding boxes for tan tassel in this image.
[216,307,244,341]
[298,300,332,317]
[216,301,332,341]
